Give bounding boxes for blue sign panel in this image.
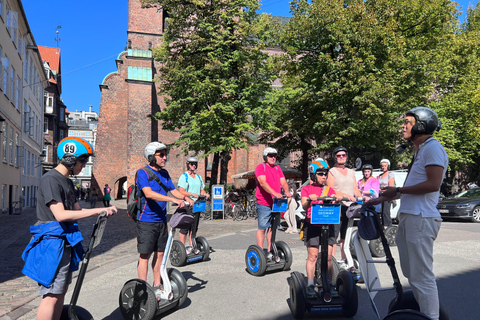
[272,198,288,212]
[212,198,223,211]
[310,204,341,224]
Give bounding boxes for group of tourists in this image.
[21,105,447,320]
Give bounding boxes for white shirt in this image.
[399,138,448,217]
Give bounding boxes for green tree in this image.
[261,0,458,170]
[143,0,276,185]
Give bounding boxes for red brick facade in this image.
[92,0,272,198]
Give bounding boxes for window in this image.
[76,131,81,137]
[43,146,48,163]
[10,66,15,102]
[60,108,64,122]
[0,46,3,91]
[59,130,64,140]
[27,151,30,175]
[23,102,29,132]
[9,128,14,165]
[18,36,24,58]
[85,131,91,137]
[16,75,20,109]
[68,130,73,136]
[14,132,18,167]
[84,166,90,176]
[2,185,6,213]
[2,123,6,162]
[2,56,9,94]
[7,9,18,45]
[44,117,48,133]
[23,50,28,81]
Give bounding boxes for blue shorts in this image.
[257,204,273,230]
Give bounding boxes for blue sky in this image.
[22,0,477,113]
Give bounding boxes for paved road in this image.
[2,200,480,319]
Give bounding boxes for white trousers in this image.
[285,199,298,232]
[396,212,442,320]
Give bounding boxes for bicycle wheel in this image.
[247,201,257,219]
[232,204,244,221]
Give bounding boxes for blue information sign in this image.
[310,204,341,224]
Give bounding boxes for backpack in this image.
[126,166,168,221]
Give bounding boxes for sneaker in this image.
[306,285,317,299]
[186,246,193,255]
[153,285,164,301]
[327,281,339,298]
[266,252,274,261]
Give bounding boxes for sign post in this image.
[212,184,225,219]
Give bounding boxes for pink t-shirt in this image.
[357,177,380,198]
[301,184,336,221]
[255,163,285,207]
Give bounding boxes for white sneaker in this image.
[186,246,193,255]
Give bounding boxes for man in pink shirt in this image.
[255,147,292,257]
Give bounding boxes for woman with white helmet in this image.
[377,159,395,227]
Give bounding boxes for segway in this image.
[60,211,111,320]
[170,196,210,266]
[119,205,188,320]
[354,204,449,319]
[245,197,293,276]
[289,197,358,319]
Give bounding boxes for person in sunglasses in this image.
[136,141,187,300]
[301,159,338,299]
[326,147,361,264]
[22,137,117,320]
[178,156,210,253]
[254,147,292,259]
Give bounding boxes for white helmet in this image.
[380,159,390,170]
[144,141,167,164]
[263,147,278,162]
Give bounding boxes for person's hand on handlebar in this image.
[104,206,117,218]
[204,193,210,200]
[273,192,283,199]
[191,193,199,199]
[174,198,186,208]
[186,197,195,207]
[308,194,318,202]
[285,191,292,198]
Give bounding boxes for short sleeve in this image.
[178,173,188,190]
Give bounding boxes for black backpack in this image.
[126,166,168,221]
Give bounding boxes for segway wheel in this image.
[385,226,397,247]
[289,272,306,319]
[245,245,267,276]
[369,238,386,257]
[275,241,293,271]
[164,268,188,307]
[60,305,93,320]
[384,310,432,319]
[170,240,187,267]
[196,236,210,261]
[336,270,358,318]
[315,256,340,287]
[389,290,450,320]
[119,279,156,320]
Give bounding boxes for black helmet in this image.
[333,146,348,163]
[362,164,373,172]
[405,106,441,137]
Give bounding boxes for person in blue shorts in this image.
[136,142,187,300]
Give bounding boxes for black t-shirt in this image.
[36,169,77,221]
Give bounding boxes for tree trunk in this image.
[301,144,310,183]
[219,151,231,185]
[210,152,220,187]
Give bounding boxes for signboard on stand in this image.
[212,184,224,219]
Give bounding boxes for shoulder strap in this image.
[321,186,330,197]
[143,166,168,193]
[197,173,204,185]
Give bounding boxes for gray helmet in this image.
[406,106,441,137]
[362,164,373,172]
[263,147,278,162]
[144,141,167,164]
[186,156,198,166]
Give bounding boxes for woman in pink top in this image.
[301,159,337,299]
[357,164,380,201]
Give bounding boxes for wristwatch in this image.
[396,187,402,195]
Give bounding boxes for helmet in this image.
[308,159,329,183]
[380,159,390,170]
[144,141,168,164]
[362,164,373,172]
[467,183,478,189]
[333,146,348,163]
[186,156,198,166]
[57,137,94,168]
[405,106,441,137]
[263,147,278,162]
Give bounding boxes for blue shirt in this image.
[136,166,175,223]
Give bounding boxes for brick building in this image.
[92,0,291,199]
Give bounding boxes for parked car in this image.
[436,187,480,222]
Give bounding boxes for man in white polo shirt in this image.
[380,106,448,320]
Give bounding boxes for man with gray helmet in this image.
[178,156,209,252]
[136,142,187,299]
[254,147,291,258]
[378,106,448,320]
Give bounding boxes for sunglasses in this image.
[155,152,168,158]
[267,154,277,158]
[78,158,89,164]
[403,119,413,125]
[189,162,198,166]
[316,171,328,176]
[336,154,347,158]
